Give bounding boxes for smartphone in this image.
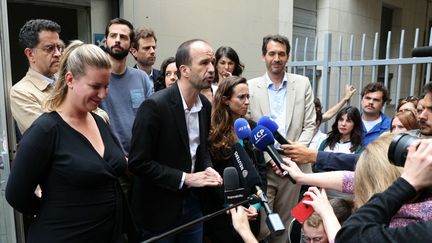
[290,195,314,223]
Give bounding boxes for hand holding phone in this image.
[291,195,314,223]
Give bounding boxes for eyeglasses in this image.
[35,44,65,54]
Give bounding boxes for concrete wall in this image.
[119,0,293,79]
[91,0,116,43]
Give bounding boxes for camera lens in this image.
[388,133,418,167]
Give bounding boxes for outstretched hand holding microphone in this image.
[235,116,297,183]
[233,119,286,235]
[256,116,295,176]
[249,124,296,184]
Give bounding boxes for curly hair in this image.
[19,19,61,50]
[361,82,389,104]
[208,76,247,161]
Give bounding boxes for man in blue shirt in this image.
[100,18,153,156]
[247,34,315,243]
[360,82,391,146]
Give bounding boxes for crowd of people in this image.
[4,17,432,243]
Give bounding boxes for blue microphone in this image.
[234,118,251,146]
[250,125,296,184]
[257,116,289,145]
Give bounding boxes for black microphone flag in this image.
[231,142,263,191]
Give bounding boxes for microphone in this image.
[255,185,285,235]
[257,116,289,145]
[231,142,264,192]
[234,118,251,146]
[230,143,285,235]
[412,46,432,57]
[223,167,246,205]
[141,173,258,243]
[250,125,296,184]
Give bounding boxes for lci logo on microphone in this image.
[253,128,267,143]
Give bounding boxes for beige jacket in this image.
[247,72,316,164]
[10,68,109,133]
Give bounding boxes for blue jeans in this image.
[139,192,203,243]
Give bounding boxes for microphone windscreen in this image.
[223,167,246,205]
[412,46,432,57]
[232,143,263,188]
[257,116,279,133]
[250,125,275,151]
[223,167,240,191]
[234,118,251,140]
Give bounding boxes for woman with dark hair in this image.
[214,46,244,83]
[210,46,244,92]
[154,56,178,92]
[205,76,266,243]
[318,106,363,155]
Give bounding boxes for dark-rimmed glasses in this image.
[35,44,65,54]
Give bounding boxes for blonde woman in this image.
[282,132,432,227]
[6,41,132,242]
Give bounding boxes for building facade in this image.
[1,0,432,242]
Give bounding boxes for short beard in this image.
[420,124,432,136]
[139,59,155,67]
[106,47,129,60]
[189,76,212,91]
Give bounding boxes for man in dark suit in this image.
[128,39,222,242]
[131,27,160,91]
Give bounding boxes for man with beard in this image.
[247,34,315,243]
[131,27,160,91]
[100,18,153,156]
[128,39,222,242]
[359,82,391,145]
[419,82,432,138]
[10,19,63,134]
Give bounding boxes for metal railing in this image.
[288,29,432,115]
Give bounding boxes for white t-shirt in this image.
[323,141,355,154]
[363,116,382,132]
